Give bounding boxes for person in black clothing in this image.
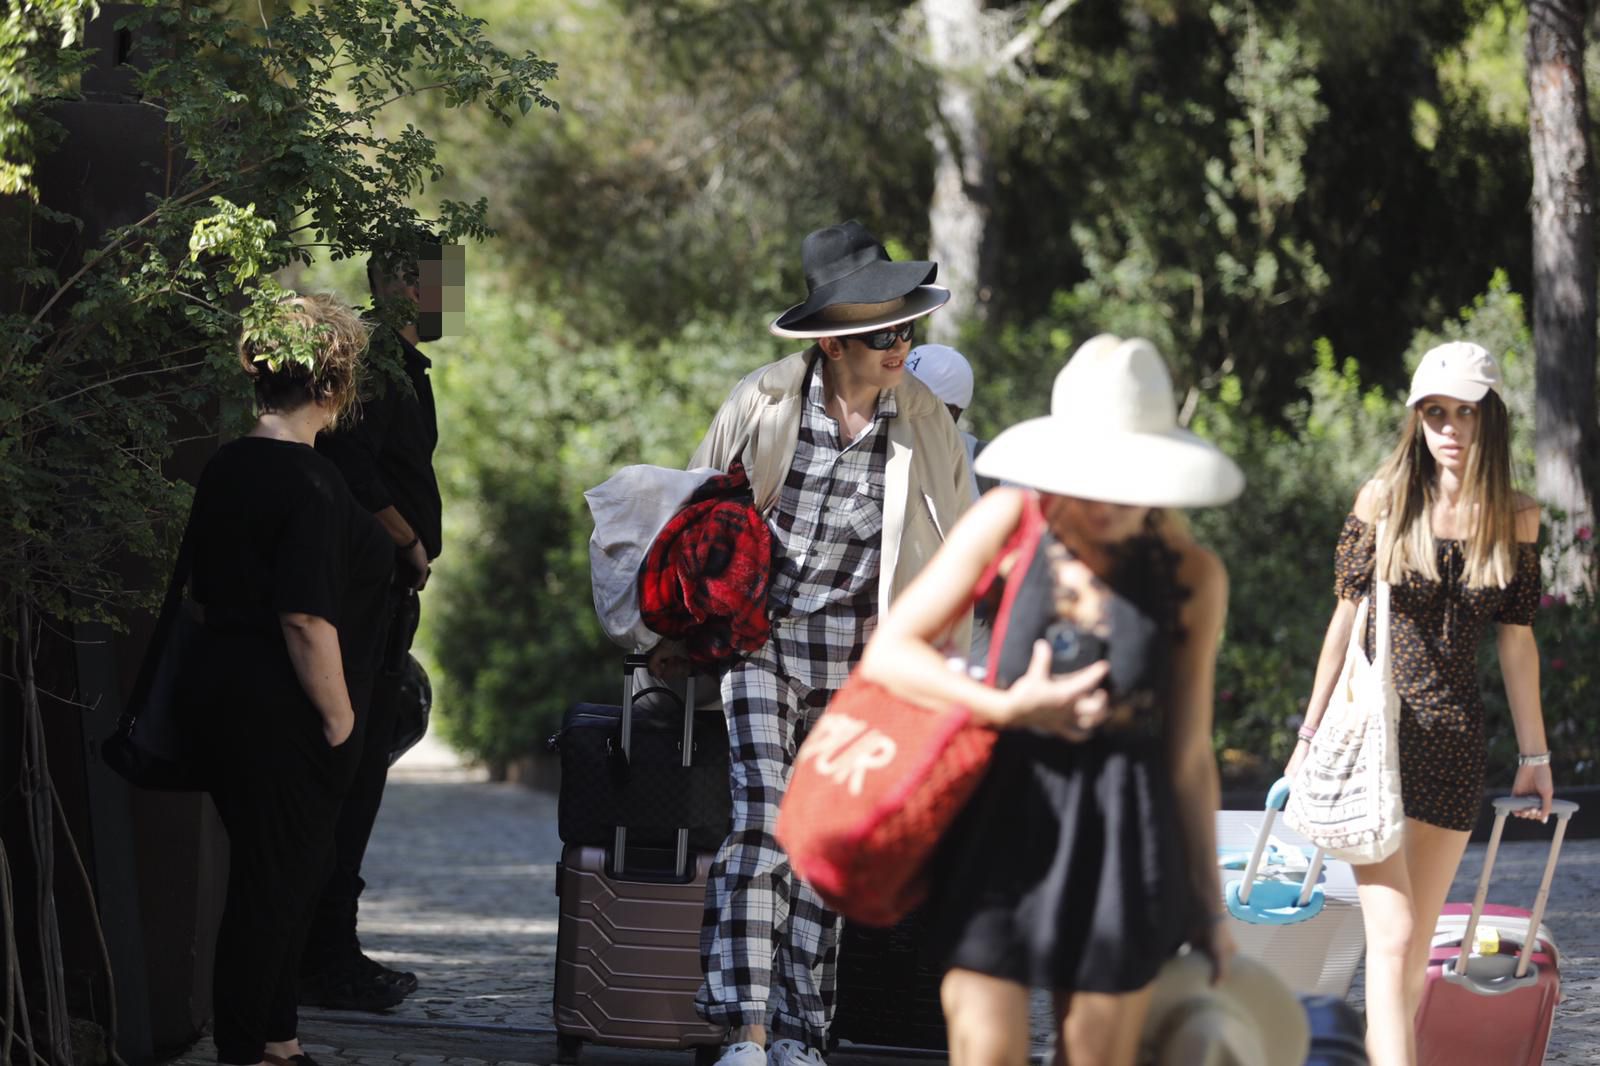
[181,293,393,1066]
[301,246,444,1008]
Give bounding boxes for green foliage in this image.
[1400,270,1536,489]
[1189,339,1401,778]
[301,0,1579,780]
[407,0,934,344]
[1,0,555,633]
[428,461,603,767]
[1191,274,1600,788]
[1050,4,1329,399]
[968,0,1532,427]
[422,260,756,760]
[0,0,93,194]
[1480,525,1600,787]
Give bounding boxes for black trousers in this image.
[303,582,419,968]
[209,748,342,1063]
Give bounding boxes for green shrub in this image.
[1480,522,1600,787]
[1189,272,1588,787]
[422,270,757,766]
[1188,344,1399,783]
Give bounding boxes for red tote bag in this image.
[774,495,1048,926]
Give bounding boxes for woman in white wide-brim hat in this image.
[858,334,1244,1066]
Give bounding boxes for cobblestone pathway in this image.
[169,735,1600,1065]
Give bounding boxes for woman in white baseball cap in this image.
[857,334,1242,1066]
[1286,340,1551,1066]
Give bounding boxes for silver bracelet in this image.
[1518,751,1551,767]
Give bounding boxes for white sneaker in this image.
[768,1038,826,1066]
[715,1041,767,1066]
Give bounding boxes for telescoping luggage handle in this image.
[1450,795,1580,988]
[615,653,697,880]
[1226,778,1328,925]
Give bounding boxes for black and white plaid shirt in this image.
[765,354,896,690]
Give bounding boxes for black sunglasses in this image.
[845,320,916,351]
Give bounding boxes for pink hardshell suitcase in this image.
[1415,794,1579,1066]
[553,657,724,1064]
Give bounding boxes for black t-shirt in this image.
[316,330,442,560]
[188,437,394,718]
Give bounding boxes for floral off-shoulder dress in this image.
[1332,515,1541,831]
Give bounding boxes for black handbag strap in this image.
[122,510,198,722]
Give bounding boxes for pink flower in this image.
[1541,594,1556,609]
[1219,689,1235,702]
[1579,526,1593,542]
[1550,658,1567,671]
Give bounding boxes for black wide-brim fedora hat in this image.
[770,220,951,339]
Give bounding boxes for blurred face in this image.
[1416,394,1479,472]
[1043,494,1151,547]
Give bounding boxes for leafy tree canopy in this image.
[1,0,557,633]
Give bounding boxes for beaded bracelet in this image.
[1518,751,1552,767]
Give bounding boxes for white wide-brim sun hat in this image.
[974,334,1245,509]
[1140,952,1310,1066]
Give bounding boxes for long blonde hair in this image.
[1370,391,1517,588]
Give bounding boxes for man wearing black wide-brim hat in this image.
[685,221,974,1066]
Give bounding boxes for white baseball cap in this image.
[1405,341,1502,407]
[905,343,974,409]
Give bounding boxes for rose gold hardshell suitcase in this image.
[553,656,724,1064]
[1415,795,1578,1066]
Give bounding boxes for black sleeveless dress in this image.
[924,526,1198,993]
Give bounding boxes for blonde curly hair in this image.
[238,292,371,419]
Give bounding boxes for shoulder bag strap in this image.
[123,510,199,721]
[976,492,1050,685]
[1372,517,1391,676]
[971,491,1045,603]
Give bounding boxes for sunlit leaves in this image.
[2,0,559,631]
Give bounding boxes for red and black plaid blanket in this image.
[638,461,771,666]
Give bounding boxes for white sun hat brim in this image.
[974,418,1245,509]
[769,285,951,339]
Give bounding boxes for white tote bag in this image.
[1284,576,1405,865]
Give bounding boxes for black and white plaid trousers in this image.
[695,640,842,1047]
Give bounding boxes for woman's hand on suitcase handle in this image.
[992,640,1111,740]
[1511,762,1554,822]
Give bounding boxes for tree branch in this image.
[28,177,228,327]
[989,0,1082,73]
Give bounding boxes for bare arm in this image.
[375,505,429,589]
[1500,502,1551,819]
[280,612,355,747]
[1165,542,1235,979]
[1284,599,1360,780]
[1287,481,1379,779]
[857,488,1110,735]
